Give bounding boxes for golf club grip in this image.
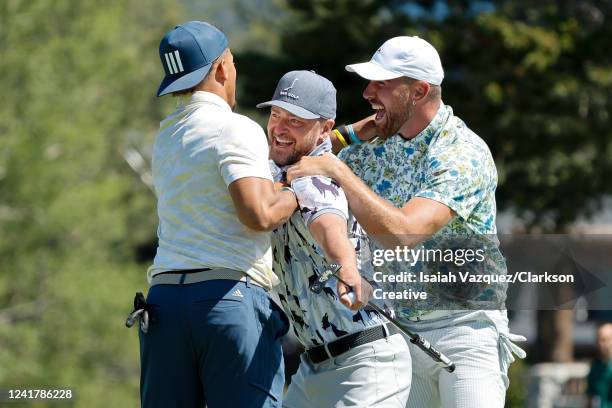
[327,266,456,373]
[410,333,456,373]
[366,303,456,373]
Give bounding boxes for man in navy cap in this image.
[258,71,412,407]
[140,21,297,408]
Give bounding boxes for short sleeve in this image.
[415,141,495,220]
[217,116,272,186]
[291,176,348,227]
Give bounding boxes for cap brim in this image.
[157,63,213,97]
[256,100,320,120]
[345,61,403,81]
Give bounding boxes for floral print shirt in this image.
[338,104,507,319]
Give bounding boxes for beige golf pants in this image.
[403,310,526,408]
[283,332,412,408]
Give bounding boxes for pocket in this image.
[269,297,290,339]
[333,342,376,368]
[194,292,248,312]
[247,381,281,406]
[374,334,410,364]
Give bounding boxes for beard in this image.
[271,150,300,167]
[269,135,318,167]
[377,93,413,138]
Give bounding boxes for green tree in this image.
[239,0,612,230]
[0,1,183,406]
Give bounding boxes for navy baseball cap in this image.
[256,70,336,119]
[157,21,228,97]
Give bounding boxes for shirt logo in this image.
[231,289,244,298]
[280,78,299,100]
[164,50,185,75]
[312,177,339,198]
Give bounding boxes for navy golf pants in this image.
[139,278,289,408]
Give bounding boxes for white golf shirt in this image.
[147,91,277,290]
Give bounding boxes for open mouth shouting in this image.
[272,135,295,150]
[371,102,386,125]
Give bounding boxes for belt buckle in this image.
[323,342,333,361]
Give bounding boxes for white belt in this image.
[407,310,464,322]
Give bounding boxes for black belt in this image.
[306,324,399,364]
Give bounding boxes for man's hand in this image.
[329,115,378,153]
[273,181,287,190]
[286,153,341,182]
[336,264,364,311]
[360,278,373,303]
[353,114,378,141]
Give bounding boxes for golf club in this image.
[310,263,456,373]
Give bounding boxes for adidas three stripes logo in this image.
[164,50,184,74]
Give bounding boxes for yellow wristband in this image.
[332,129,349,147]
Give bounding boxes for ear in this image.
[412,81,431,102]
[322,119,335,134]
[318,119,335,143]
[214,55,229,83]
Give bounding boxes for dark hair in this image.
[171,50,227,97]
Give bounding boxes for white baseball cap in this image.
[346,36,444,85]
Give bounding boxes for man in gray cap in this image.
[140,21,297,408]
[287,37,526,407]
[257,70,412,407]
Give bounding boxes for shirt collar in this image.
[179,91,232,112]
[308,137,332,157]
[410,103,452,144]
[381,103,452,148]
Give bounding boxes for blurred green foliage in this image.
[0,0,182,406]
[506,358,528,407]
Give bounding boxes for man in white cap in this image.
[257,70,412,408]
[287,36,526,407]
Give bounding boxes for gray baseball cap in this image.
[256,70,336,119]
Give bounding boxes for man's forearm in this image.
[309,214,363,309]
[229,178,297,231]
[311,218,358,270]
[264,189,299,230]
[327,164,414,247]
[326,161,452,248]
[287,156,453,247]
